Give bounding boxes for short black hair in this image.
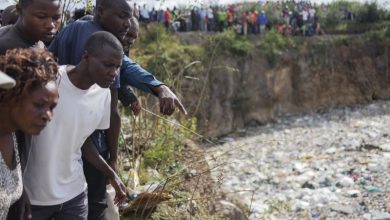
[97,0,120,8]
[84,31,123,56]
[18,0,30,8]
[73,8,86,20]
[19,0,62,8]
[97,0,132,13]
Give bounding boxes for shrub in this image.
[357,1,384,23]
[142,117,197,176]
[207,29,254,56]
[259,29,291,65]
[132,23,205,88]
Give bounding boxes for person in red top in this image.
[227,10,233,27]
[249,10,258,34]
[164,8,171,31]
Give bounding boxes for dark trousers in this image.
[83,150,109,220]
[31,191,88,220]
[164,21,170,31]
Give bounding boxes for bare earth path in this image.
[206,101,390,220]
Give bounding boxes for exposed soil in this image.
[181,36,390,137]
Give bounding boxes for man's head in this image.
[83,31,123,88]
[73,8,87,20]
[16,0,62,43]
[122,17,139,51]
[95,0,133,41]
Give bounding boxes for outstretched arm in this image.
[120,55,187,116]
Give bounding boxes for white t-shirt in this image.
[309,8,316,18]
[207,8,214,19]
[140,8,150,19]
[23,65,111,206]
[302,10,309,21]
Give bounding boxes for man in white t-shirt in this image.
[23,31,127,220]
[302,9,309,23]
[140,4,150,22]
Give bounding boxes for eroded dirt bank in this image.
[186,38,390,137]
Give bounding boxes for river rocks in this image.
[319,176,333,187]
[379,143,390,152]
[372,211,390,220]
[302,181,316,189]
[292,200,310,211]
[346,190,360,198]
[206,101,390,219]
[363,213,372,220]
[336,176,355,188]
[330,203,355,214]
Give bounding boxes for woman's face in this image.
[11,80,58,135]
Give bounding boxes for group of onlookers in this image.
[273,2,325,36]
[132,1,326,37]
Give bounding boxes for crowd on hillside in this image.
[132,1,327,36]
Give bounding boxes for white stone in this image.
[368,163,381,172]
[380,143,390,152]
[326,147,337,154]
[372,211,390,220]
[292,200,310,211]
[330,204,354,214]
[346,190,360,197]
[342,139,361,150]
[363,213,372,220]
[383,153,390,159]
[338,176,355,187]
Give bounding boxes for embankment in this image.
[182,36,390,137]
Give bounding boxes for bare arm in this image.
[81,138,126,204]
[106,88,121,172]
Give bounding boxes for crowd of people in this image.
[0,0,186,219]
[132,1,326,36]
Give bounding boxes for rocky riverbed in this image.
[206,101,390,220]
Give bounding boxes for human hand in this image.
[13,189,32,220]
[107,174,127,205]
[156,85,187,116]
[130,100,141,116]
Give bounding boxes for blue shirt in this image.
[49,20,164,152]
[258,14,268,25]
[120,55,162,94]
[49,20,163,92]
